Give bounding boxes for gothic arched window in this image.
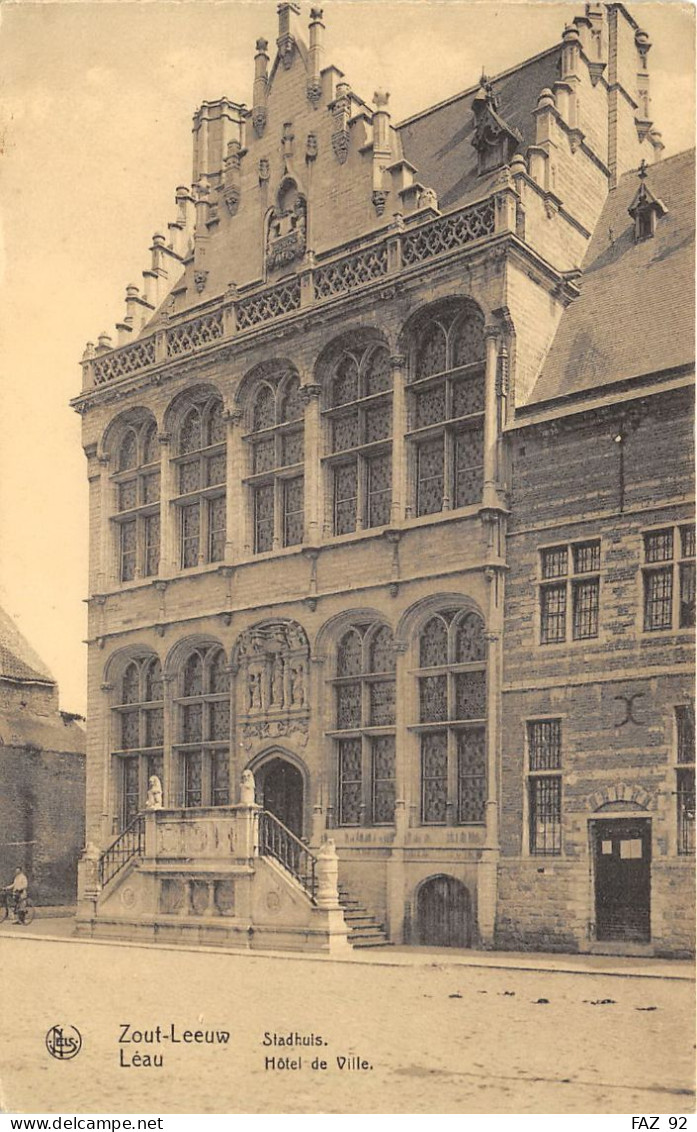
[408,306,485,516]
[173,394,227,569]
[245,371,304,553]
[111,417,160,583]
[415,609,486,825]
[333,622,396,826]
[324,344,392,535]
[112,655,164,829]
[174,645,230,808]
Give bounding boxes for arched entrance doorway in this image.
[255,757,304,838]
[417,875,472,947]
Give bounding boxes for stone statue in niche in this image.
[235,619,310,722]
[248,667,263,710]
[145,776,163,810]
[266,181,307,272]
[290,665,305,707]
[271,655,284,707]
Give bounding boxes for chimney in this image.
[277,2,302,69]
[252,38,270,137]
[307,8,325,106]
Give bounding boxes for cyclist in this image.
[4,867,29,923]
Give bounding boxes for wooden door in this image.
[594,819,651,942]
[417,875,472,947]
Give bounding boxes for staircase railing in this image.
[258,810,317,902]
[98,813,146,888]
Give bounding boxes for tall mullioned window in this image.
[174,646,230,808]
[246,373,305,553]
[527,719,562,856]
[539,539,601,644]
[323,345,393,535]
[173,395,227,568]
[407,305,485,517]
[112,418,160,583]
[643,525,695,631]
[414,610,487,825]
[113,656,164,830]
[331,623,396,826]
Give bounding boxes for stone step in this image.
[337,879,392,948]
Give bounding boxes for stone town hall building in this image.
[73,3,694,955]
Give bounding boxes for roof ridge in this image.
[0,606,56,685]
[395,42,561,131]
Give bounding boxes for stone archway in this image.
[254,756,304,839]
[416,874,472,948]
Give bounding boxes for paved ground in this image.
[0,925,694,1115]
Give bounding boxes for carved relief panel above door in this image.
[233,619,310,749]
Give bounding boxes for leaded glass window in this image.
[245,371,305,553]
[540,539,601,644]
[174,645,230,808]
[173,394,227,570]
[332,622,396,825]
[415,609,487,824]
[323,344,393,535]
[111,417,161,583]
[457,729,486,823]
[643,524,696,631]
[527,720,562,855]
[113,654,164,830]
[408,305,485,516]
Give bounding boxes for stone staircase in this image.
[338,883,391,948]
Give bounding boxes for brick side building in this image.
[72,3,694,954]
[0,607,85,905]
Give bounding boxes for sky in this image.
[0,0,694,716]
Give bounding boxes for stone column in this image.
[389,354,407,524]
[161,673,176,808]
[479,559,504,947]
[315,839,340,909]
[482,324,500,510]
[302,384,322,542]
[158,433,177,574]
[309,653,328,843]
[225,409,244,561]
[388,639,409,943]
[99,677,114,844]
[97,456,111,591]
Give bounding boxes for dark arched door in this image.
[417,875,472,947]
[258,758,304,838]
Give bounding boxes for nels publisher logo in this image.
[46,1024,82,1060]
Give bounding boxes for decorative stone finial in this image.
[145,776,163,810]
[537,87,556,109]
[373,89,390,109]
[240,768,256,805]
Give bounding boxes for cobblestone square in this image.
[0,933,693,1115]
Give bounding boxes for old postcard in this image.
[0,0,694,1117]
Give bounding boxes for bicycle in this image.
[0,890,36,925]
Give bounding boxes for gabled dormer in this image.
[471,75,522,176]
[628,159,667,241]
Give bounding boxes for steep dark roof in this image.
[529,148,695,407]
[398,46,562,211]
[0,606,55,685]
